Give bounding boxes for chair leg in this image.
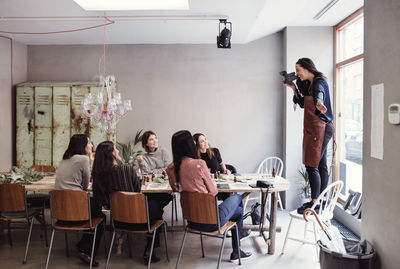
[277,192,283,210]
[64,232,70,257]
[89,227,98,269]
[303,221,308,242]
[174,194,178,221]
[45,229,55,269]
[200,233,205,258]
[147,230,157,269]
[217,232,227,269]
[163,222,169,262]
[23,217,34,264]
[103,221,107,258]
[281,217,293,254]
[127,234,133,258]
[171,196,175,227]
[234,225,241,266]
[105,230,116,269]
[7,220,12,247]
[175,228,188,269]
[243,196,249,212]
[313,222,319,259]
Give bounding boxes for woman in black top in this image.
[283,58,334,213]
[92,141,167,264]
[193,133,229,174]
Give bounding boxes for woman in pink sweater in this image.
[166,130,252,262]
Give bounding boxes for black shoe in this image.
[230,249,252,262]
[297,201,313,214]
[143,248,161,264]
[78,251,99,267]
[239,228,251,240]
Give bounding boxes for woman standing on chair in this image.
[193,133,230,174]
[166,130,251,262]
[92,141,166,264]
[283,58,334,213]
[55,134,104,267]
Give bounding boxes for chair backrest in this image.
[225,164,237,174]
[0,183,26,212]
[310,180,344,219]
[257,156,284,176]
[110,192,148,224]
[50,189,90,222]
[180,192,218,225]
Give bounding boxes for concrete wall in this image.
[363,1,400,268]
[0,38,27,171]
[28,33,283,172]
[283,27,333,210]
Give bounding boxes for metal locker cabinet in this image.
[34,86,53,166]
[88,86,107,148]
[71,86,90,136]
[16,86,35,168]
[52,86,71,168]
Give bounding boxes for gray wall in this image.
[363,1,400,268]
[28,33,283,172]
[0,39,27,171]
[283,26,333,210]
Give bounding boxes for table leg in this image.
[268,192,277,254]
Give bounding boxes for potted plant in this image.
[116,130,144,165]
[297,166,311,205]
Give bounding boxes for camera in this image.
[280,71,298,84]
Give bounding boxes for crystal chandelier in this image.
[81,17,131,133]
[81,75,132,133]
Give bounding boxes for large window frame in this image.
[333,7,364,203]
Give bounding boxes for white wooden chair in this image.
[243,157,284,211]
[281,180,344,257]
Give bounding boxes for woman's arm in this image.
[200,161,218,196]
[166,164,179,192]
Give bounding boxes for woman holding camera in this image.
[283,58,334,214]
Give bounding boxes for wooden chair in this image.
[0,183,48,264]
[281,181,344,258]
[105,192,169,269]
[176,192,241,269]
[45,190,104,269]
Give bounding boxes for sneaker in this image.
[78,251,99,267]
[297,201,313,214]
[239,228,251,240]
[143,248,161,264]
[230,249,252,262]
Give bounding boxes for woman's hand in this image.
[225,169,231,175]
[316,100,327,114]
[136,156,144,163]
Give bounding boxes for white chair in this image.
[281,180,344,258]
[243,157,284,211]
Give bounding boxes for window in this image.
[334,8,363,199]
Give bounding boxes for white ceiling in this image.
[0,0,363,45]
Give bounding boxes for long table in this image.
[25,174,290,254]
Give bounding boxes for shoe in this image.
[143,248,161,264]
[230,249,252,262]
[78,251,99,267]
[239,228,251,240]
[297,201,313,214]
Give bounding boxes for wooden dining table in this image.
[25,173,290,254]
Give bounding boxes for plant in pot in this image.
[116,130,144,165]
[297,166,311,206]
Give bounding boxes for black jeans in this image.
[306,122,334,199]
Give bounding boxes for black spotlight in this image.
[217,19,232,49]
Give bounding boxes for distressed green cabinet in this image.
[16,82,116,168]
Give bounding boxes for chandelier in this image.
[81,17,131,133]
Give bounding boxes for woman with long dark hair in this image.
[193,133,229,174]
[166,130,252,262]
[283,58,334,213]
[92,141,166,264]
[55,134,104,266]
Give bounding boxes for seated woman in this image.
[137,130,171,174]
[92,141,165,264]
[166,130,252,262]
[55,134,103,267]
[193,133,230,174]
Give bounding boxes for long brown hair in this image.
[171,130,198,184]
[296,58,325,78]
[193,133,215,159]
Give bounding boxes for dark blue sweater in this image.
[293,75,333,123]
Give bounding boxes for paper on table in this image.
[371,83,384,160]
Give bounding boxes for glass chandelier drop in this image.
[81,17,131,133]
[81,75,132,133]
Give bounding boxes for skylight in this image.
[73,0,189,11]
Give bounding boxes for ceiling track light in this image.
[217,19,232,49]
[313,0,340,20]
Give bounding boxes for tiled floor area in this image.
[1,202,322,269]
